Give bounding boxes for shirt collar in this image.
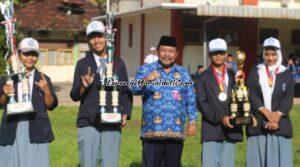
[27,69,35,78]
[155,61,179,73]
[93,53,107,61]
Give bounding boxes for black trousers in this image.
[142,140,183,167]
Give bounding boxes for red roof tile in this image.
[15,0,100,31]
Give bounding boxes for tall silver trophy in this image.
[99,4,121,124]
[0,0,33,115]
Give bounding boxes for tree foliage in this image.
[0,0,32,75]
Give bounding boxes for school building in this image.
[94,0,300,79]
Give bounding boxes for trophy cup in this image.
[98,11,121,124]
[1,0,34,115]
[229,51,255,126]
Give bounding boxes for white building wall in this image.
[119,0,141,12]
[183,45,203,73]
[259,0,282,7]
[120,15,142,79]
[257,19,300,59]
[144,10,171,59]
[40,66,74,83]
[143,0,170,7]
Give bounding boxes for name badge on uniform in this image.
[282,83,286,92]
[172,90,181,101]
[174,72,181,79]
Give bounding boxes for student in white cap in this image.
[70,20,132,167]
[195,38,243,167]
[143,46,158,64]
[0,37,58,167]
[246,37,294,167]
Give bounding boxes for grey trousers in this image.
[247,135,293,167]
[78,126,121,167]
[202,141,236,167]
[0,121,49,167]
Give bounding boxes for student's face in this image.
[88,33,106,54]
[264,49,278,66]
[210,51,227,67]
[158,45,178,66]
[19,51,38,69]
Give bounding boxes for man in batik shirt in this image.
[132,35,197,167]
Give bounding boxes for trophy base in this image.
[7,102,34,115]
[230,116,253,127]
[101,113,122,124]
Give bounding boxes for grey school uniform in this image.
[0,70,58,167]
[246,66,295,167]
[70,52,132,167]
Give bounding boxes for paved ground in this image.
[54,83,299,106]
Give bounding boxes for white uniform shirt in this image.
[18,69,35,102]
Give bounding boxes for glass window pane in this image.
[38,50,47,65]
[59,50,72,65]
[48,50,58,65]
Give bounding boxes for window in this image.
[58,50,73,65]
[183,15,203,45]
[291,29,300,45]
[219,30,238,46]
[36,49,75,66]
[259,28,279,44]
[183,29,202,45]
[38,49,47,66]
[48,50,58,65]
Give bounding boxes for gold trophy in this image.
[229,51,255,126]
[1,0,34,115]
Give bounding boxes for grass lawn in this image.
[1,105,299,167]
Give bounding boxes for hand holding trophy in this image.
[1,0,34,115]
[98,10,122,124]
[229,51,257,127]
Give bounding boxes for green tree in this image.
[0,15,8,76]
[0,0,31,76]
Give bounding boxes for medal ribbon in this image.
[211,65,226,92]
[266,65,279,87]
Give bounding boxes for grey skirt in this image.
[0,120,49,167]
[246,134,293,167]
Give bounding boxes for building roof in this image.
[15,0,100,31]
[93,3,300,20]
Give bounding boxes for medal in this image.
[211,65,228,102]
[218,92,227,101]
[266,65,279,87]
